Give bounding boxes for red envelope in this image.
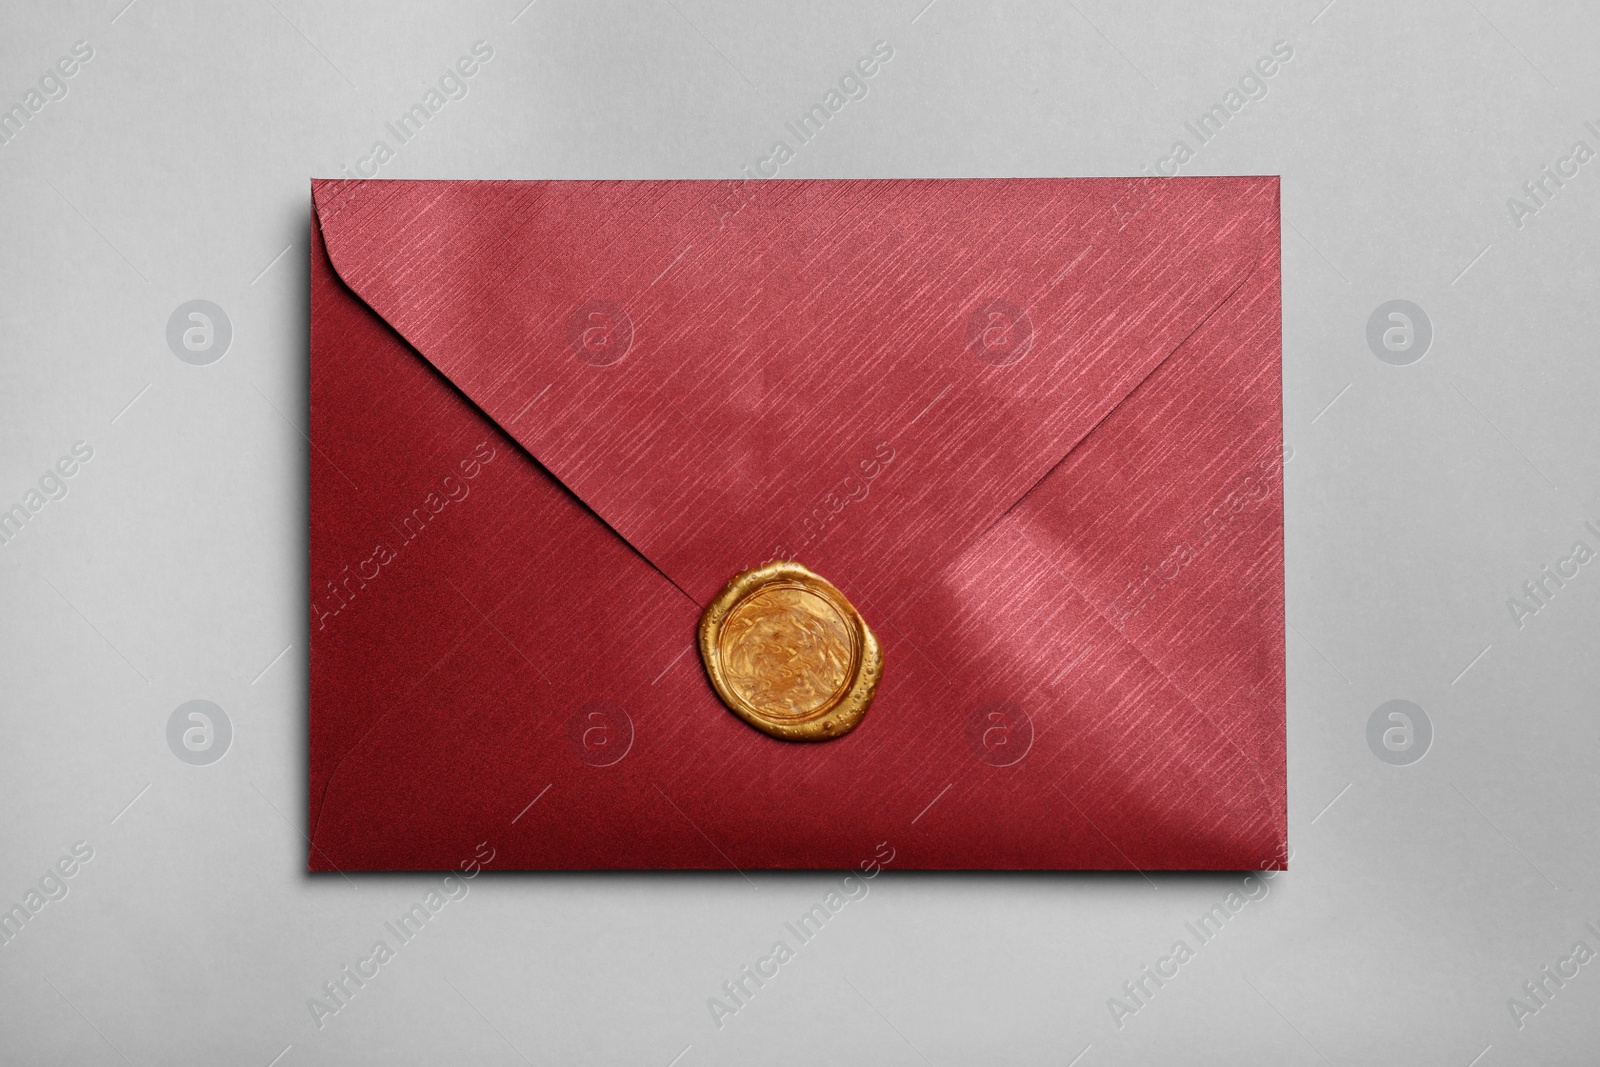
[308,177,1285,871]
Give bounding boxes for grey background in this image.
[2,0,1597,1063]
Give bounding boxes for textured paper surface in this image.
[309,177,1284,870]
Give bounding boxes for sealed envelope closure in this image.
[309,177,1285,871]
[699,561,882,741]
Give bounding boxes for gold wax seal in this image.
[698,561,882,741]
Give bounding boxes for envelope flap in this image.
[313,177,1275,606]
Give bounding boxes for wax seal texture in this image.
[698,561,882,741]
